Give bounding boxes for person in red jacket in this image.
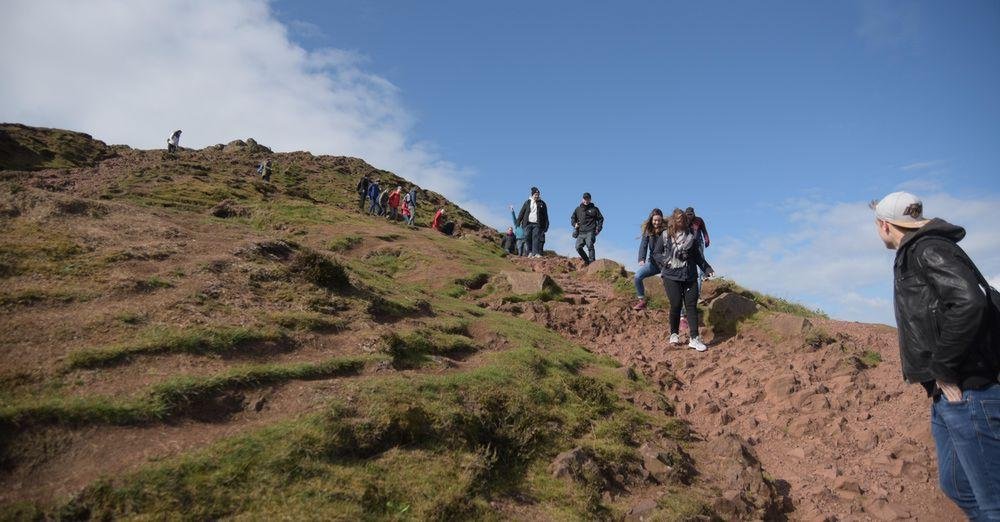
[432,208,455,235]
[387,186,402,221]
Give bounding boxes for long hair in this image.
[640,208,664,237]
[667,208,689,236]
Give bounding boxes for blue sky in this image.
[3,0,999,324]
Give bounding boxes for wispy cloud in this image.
[712,187,1000,325]
[900,160,945,172]
[0,0,493,226]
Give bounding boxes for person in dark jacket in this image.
[356,174,371,211]
[633,208,664,311]
[367,179,382,215]
[501,227,517,254]
[516,187,549,258]
[873,191,1000,518]
[655,208,714,352]
[571,192,604,266]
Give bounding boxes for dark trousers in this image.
[575,231,595,263]
[525,223,543,255]
[358,192,367,210]
[662,277,699,336]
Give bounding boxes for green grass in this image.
[66,326,288,369]
[0,356,372,432]
[327,235,363,252]
[49,318,673,520]
[859,349,882,368]
[711,277,827,319]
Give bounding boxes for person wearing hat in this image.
[570,192,604,266]
[872,191,1000,518]
[516,187,549,258]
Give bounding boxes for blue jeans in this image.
[525,223,542,256]
[931,383,1000,520]
[516,238,526,256]
[633,261,660,299]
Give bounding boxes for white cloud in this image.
[713,187,1000,325]
[0,0,491,223]
[900,160,944,172]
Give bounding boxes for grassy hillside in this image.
[0,126,716,520]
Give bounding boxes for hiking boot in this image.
[669,333,680,345]
[679,315,689,332]
[688,337,707,352]
[632,299,646,311]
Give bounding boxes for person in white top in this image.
[167,130,182,153]
[515,186,549,258]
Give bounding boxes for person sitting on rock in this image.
[654,208,714,352]
[571,192,604,266]
[432,208,454,235]
[633,208,664,311]
[256,159,272,182]
[387,186,402,221]
[501,227,517,254]
[166,130,182,153]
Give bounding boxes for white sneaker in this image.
[688,337,707,352]
[669,333,680,345]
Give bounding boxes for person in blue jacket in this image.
[508,204,527,256]
[367,179,382,215]
[633,208,664,311]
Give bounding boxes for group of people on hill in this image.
[356,174,419,226]
[632,207,714,352]
[500,187,604,263]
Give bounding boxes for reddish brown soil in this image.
[502,256,964,521]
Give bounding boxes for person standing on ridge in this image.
[508,204,527,256]
[633,208,664,311]
[571,192,604,266]
[516,187,549,258]
[872,191,1000,519]
[166,130,182,154]
[356,174,371,211]
[655,208,714,352]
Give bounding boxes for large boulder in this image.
[585,259,625,277]
[706,292,758,336]
[498,271,560,295]
[765,313,814,340]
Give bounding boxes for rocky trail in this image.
[496,257,962,521]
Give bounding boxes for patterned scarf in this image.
[664,230,695,269]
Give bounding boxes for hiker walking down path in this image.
[633,208,664,311]
[872,191,1000,520]
[356,174,371,211]
[654,208,714,352]
[387,186,402,221]
[367,179,383,215]
[501,227,517,254]
[508,205,527,256]
[516,187,549,258]
[571,192,604,266]
[167,130,182,153]
[403,188,416,225]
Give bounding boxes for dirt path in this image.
[506,257,962,521]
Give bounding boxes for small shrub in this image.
[859,350,882,368]
[328,235,362,252]
[288,250,350,291]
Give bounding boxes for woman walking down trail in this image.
[508,205,527,256]
[654,208,714,352]
[402,189,415,225]
[632,208,664,311]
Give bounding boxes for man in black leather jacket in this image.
[874,191,1000,519]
